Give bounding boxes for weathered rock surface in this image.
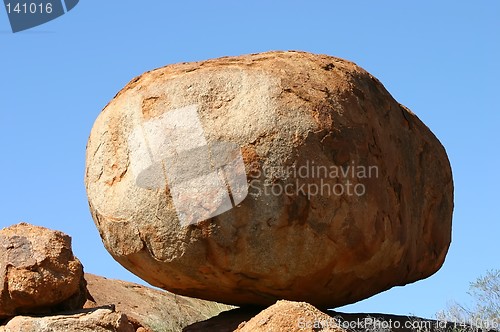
[0,307,135,332]
[84,273,233,331]
[0,223,86,319]
[85,51,453,307]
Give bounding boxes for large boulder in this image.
[0,223,87,319]
[85,51,453,308]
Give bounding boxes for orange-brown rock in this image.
[85,51,453,308]
[0,223,86,319]
[83,273,233,331]
[185,300,347,332]
[235,300,345,332]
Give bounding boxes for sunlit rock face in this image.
[85,51,453,308]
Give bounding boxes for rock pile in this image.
[0,222,471,331]
[0,223,231,331]
[85,51,454,308]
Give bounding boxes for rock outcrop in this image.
[85,51,453,307]
[0,307,135,332]
[235,300,345,332]
[0,223,86,319]
[0,221,235,331]
[185,301,477,332]
[185,301,344,332]
[84,273,233,331]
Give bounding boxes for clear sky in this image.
[1,1,498,320]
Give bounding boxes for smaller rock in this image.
[185,300,347,331]
[235,300,345,332]
[0,223,86,319]
[0,308,135,332]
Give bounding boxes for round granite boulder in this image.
[85,51,453,308]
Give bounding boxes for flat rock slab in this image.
[0,308,134,332]
[84,273,233,331]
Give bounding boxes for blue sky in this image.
[1,1,498,319]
